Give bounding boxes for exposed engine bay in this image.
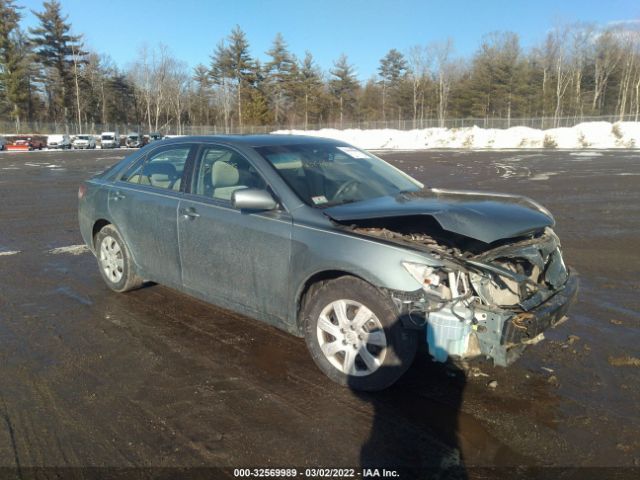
[341,217,577,366]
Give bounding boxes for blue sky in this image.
[17,0,640,79]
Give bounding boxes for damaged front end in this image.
[355,225,578,366]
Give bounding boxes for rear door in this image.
[108,143,196,286]
[177,143,293,320]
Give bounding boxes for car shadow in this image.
[349,332,468,479]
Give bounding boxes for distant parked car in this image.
[126,132,143,148]
[73,134,97,149]
[0,136,6,151]
[48,134,72,149]
[7,136,45,151]
[101,131,120,149]
[148,132,163,143]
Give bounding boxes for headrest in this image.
[211,160,239,188]
[146,162,176,177]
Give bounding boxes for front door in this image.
[177,144,293,321]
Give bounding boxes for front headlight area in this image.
[400,261,484,362]
[401,261,472,302]
[398,261,522,366]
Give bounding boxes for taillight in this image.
[78,184,87,200]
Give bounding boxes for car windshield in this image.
[256,143,422,207]
[77,135,89,140]
[102,135,113,140]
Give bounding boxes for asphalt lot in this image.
[0,148,639,476]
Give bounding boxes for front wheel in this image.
[94,224,144,292]
[302,276,418,391]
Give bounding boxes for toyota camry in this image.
[78,135,578,390]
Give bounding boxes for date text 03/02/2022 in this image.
[232,468,399,477]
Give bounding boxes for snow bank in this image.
[272,121,640,150]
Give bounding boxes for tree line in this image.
[1,0,639,134]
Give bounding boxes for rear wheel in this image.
[302,276,418,391]
[94,224,143,292]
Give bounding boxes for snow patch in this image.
[0,250,20,256]
[272,121,640,150]
[48,245,89,255]
[530,172,560,181]
[494,163,531,179]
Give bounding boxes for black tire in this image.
[94,224,144,293]
[302,276,418,391]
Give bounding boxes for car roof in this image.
[161,134,348,148]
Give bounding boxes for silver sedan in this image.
[78,135,578,390]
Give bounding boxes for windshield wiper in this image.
[320,198,361,208]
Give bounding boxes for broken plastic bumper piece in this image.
[393,270,579,367]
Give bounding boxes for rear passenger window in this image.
[123,146,191,191]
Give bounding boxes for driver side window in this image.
[193,146,267,202]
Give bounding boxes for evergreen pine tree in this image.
[29,0,84,123]
[378,49,407,121]
[298,51,324,128]
[0,0,30,129]
[265,33,296,124]
[330,54,359,127]
[226,26,253,131]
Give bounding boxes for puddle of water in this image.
[55,286,93,306]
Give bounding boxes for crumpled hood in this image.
[324,189,554,244]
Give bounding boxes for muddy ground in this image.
[0,148,638,477]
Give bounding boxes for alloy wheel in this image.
[316,299,387,377]
[99,235,124,283]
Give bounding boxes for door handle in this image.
[180,208,200,219]
[111,191,126,200]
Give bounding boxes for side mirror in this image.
[231,188,277,211]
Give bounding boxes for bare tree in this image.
[543,27,573,126]
[71,43,82,132]
[130,45,153,131]
[407,45,431,128]
[128,44,188,133]
[167,62,189,134]
[592,29,623,113]
[568,24,595,119]
[634,51,640,121]
[615,28,640,119]
[428,39,455,127]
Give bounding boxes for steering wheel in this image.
[332,179,360,201]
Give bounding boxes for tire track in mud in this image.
[104,283,531,467]
[0,396,22,476]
